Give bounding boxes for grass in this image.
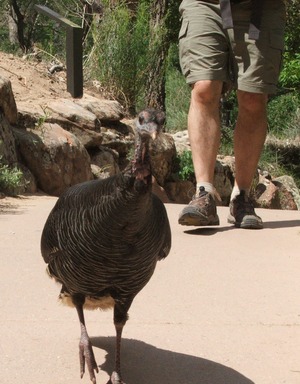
[165,67,190,132]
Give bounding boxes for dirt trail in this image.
[0,51,71,105]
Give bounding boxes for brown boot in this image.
[178,186,220,226]
[228,190,263,229]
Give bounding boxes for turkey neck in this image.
[132,134,152,187]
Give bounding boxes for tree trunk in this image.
[10,1,26,51]
[145,0,169,112]
[8,9,18,45]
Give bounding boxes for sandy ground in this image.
[0,51,74,104]
[1,195,300,384]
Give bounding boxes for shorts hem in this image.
[237,82,278,95]
[185,72,228,85]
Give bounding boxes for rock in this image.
[101,129,133,157]
[149,133,176,186]
[89,146,120,177]
[74,95,124,122]
[18,164,38,194]
[0,75,18,124]
[16,102,104,150]
[255,174,299,210]
[0,113,18,165]
[171,130,190,154]
[164,180,195,204]
[13,123,93,196]
[214,159,234,205]
[273,175,300,210]
[68,126,103,149]
[217,155,235,177]
[17,102,46,128]
[255,178,281,209]
[46,99,100,131]
[91,164,109,180]
[152,177,172,203]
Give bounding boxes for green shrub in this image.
[89,1,150,112]
[267,91,300,138]
[165,66,190,132]
[279,53,300,90]
[0,159,23,196]
[175,150,195,182]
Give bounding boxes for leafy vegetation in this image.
[267,91,300,138]
[88,1,151,112]
[0,158,23,195]
[175,150,195,182]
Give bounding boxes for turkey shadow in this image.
[91,336,255,384]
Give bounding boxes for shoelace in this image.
[197,186,221,202]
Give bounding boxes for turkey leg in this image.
[110,300,133,384]
[74,298,99,384]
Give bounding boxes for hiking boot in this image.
[227,190,263,229]
[178,186,220,226]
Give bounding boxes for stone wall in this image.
[0,74,299,209]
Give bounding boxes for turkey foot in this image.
[79,337,99,384]
[110,371,125,384]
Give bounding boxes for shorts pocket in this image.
[179,19,190,77]
[178,18,189,40]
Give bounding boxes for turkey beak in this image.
[151,131,158,140]
[147,122,158,140]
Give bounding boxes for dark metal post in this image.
[35,5,83,98]
[66,27,83,98]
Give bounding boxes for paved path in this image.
[1,195,300,384]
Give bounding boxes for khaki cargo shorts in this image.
[179,0,286,94]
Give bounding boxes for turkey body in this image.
[40,108,171,384]
[41,173,171,310]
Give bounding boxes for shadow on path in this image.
[264,219,300,229]
[183,218,300,235]
[184,226,235,235]
[92,336,255,384]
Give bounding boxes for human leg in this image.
[178,80,222,226]
[227,91,268,229]
[234,90,268,191]
[178,1,229,226]
[226,1,285,229]
[189,80,223,184]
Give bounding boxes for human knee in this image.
[238,91,268,115]
[191,80,222,107]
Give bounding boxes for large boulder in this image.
[13,123,93,196]
[273,175,300,210]
[0,75,17,124]
[0,113,18,165]
[255,173,299,210]
[74,95,124,122]
[46,99,100,130]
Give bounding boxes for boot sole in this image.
[228,215,263,229]
[179,212,220,226]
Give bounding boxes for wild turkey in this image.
[40,108,171,384]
